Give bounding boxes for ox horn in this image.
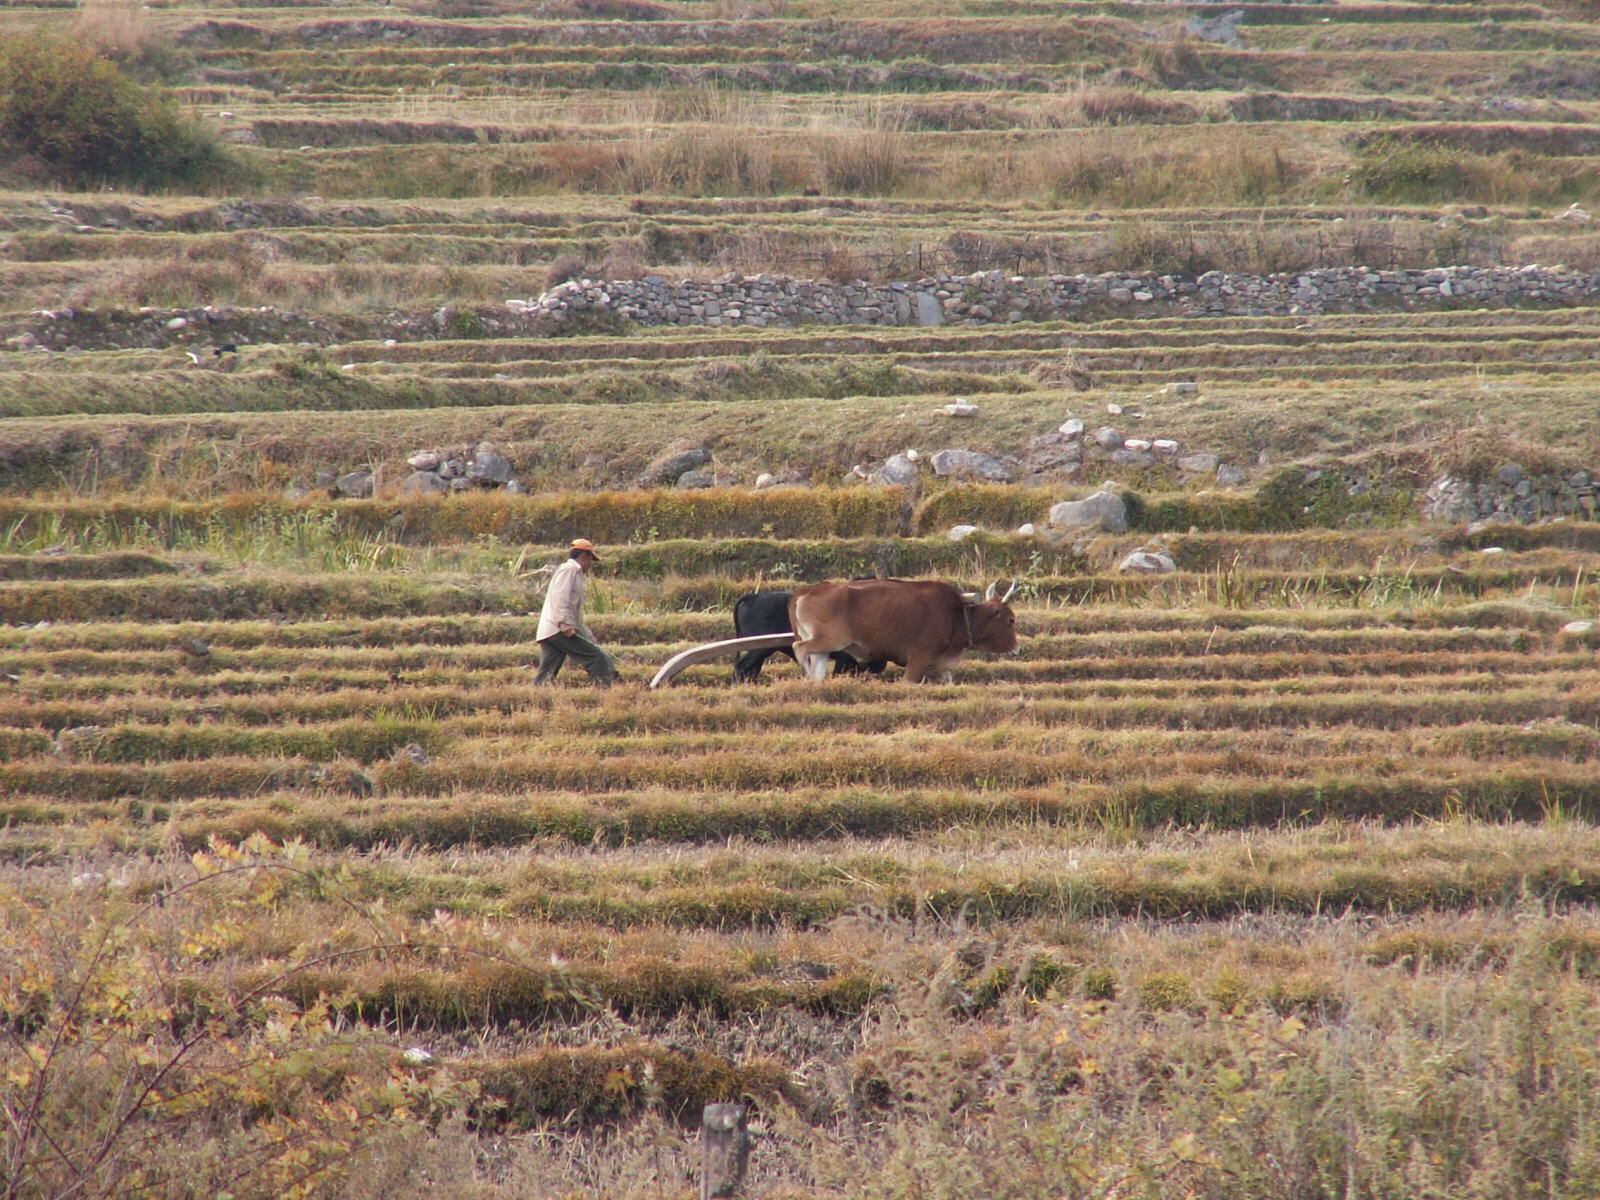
[1000,579,1018,603]
[983,581,998,602]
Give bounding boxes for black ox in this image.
[732,590,887,682]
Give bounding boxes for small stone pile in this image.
[398,443,523,497]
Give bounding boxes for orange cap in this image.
[570,538,600,558]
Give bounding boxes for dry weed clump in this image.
[71,0,154,59]
[1063,86,1199,127]
[1039,129,1297,208]
[809,107,911,197]
[827,909,1600,1200]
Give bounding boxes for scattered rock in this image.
[1117,550,1177,575]
[1018,432,1083,478]
[334,469,374,499]
[930,448,1014,483]
[1562,620,1595,635]
[639,442,711,487]
[1178,452,1220,474]
[1059,418,1085,439]
[467,445,513,486]
[401,470,449,496]
[754,472,778,489]
[1112,448,1156,467]
[947,524,980,540]
[1162,381,1200,395]
[407,450,441,472]
[53,725,105,760]
[1216,464,1248,487]
[179,636,211,658]
[944,398,979,418]
[1048,490,1127,533]
[870,453,920,486]
[393,742,430,766]
[1016,522,1036,536]
[1187,8,1244,46]
[1093,426,1124,451]
[676,468,716,489]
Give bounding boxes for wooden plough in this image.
[648,633,796,689]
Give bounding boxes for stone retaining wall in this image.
[1425,466,1598,525]
[8,264,1600,354]
[529,264,1600,329]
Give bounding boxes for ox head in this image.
[969,580,1019,654]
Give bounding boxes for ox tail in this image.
[789,593,816,644]
[732,592,755,636]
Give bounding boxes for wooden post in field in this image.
[700,1103,749,1199]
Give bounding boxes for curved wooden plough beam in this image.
[648,633,797,689]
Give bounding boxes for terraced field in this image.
[4,0,1600,1196]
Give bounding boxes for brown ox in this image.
[788,579,1018,683]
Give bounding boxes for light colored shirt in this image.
[536,559,593,642]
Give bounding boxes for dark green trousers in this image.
[534,632,616,686]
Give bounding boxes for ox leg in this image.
[734,646,792,682]
[794,643,831,681]
[789,601,830,683]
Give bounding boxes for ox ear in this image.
[983,581,998,602]
[1000,579,1017,604]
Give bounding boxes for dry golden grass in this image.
[5,0,1600,1190]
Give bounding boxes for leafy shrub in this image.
[1082,966,1118,1000]
[0,34,226,189]
[1138,970,1195,1012]
[1353,137,1470,203]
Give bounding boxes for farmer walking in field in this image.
[534,538,616,686]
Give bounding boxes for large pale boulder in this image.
[1048,490,1127,533]
[1117,550,1176,575]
